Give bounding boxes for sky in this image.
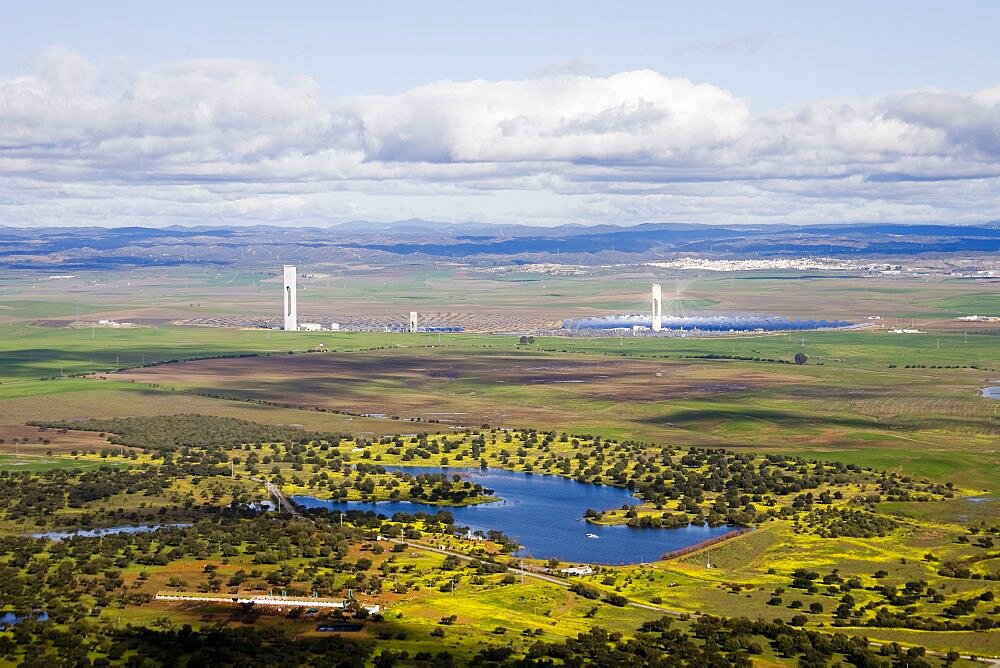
[2,1,999,228]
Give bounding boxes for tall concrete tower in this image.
[283,265,298,331]
[651,284,662,332]
[409,311,418,333]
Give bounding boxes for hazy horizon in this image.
[2,218,999,232]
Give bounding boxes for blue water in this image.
[31,523,192,541]
[0,612,48,627]
[981,386,1000,400]
[293,467,734,564]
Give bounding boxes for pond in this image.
[293,467,735,564]
[317,623,364,632]
[31,523,192,541]
[981,385,1000,400]
[0,612,48,627]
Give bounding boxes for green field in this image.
[0,453,123,472]
[1,264,998,664]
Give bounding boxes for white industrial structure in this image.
[155,593,380,613]
[283,265,298,331]
[651,284,662,332]
[409,311,418,333]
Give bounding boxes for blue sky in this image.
[2,1,999,227]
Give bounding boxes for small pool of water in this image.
[31,523,192,541]
[980,385,1000,400]
[0,612,48,627]
[294,467,734,564]
[317,623,364,632]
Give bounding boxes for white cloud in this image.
[0,49,342,171]
[881,87,1000,158]
[0,48,999,226]
[341,70,750,163]
[752,90,1000,177]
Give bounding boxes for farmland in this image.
[104,329,1000,494]
[1,262,998,665]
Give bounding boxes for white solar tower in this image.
[651,284,662,331]
[283,265,298,331]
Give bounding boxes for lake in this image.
[31,523,192,541]
[293,467,735,564]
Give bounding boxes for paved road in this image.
[250,477,302,517]
[385,537,680,616]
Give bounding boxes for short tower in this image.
[409,311,418,333]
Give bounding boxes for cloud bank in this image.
[1,48,999,226]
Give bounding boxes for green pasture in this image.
[689,271,998,314]
[0,300,106,319]
[543,329,999,370]
[1,321,995,495]
[879,497,1000,525]
[0,379,422,439]
[927,292,1000,317]
[788,447,1000,493]
[0,323,467,382]
[0,453,122,472]
[1,321,998,384]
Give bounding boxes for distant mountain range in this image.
[0,221,998,270]
[342,222,1000,258]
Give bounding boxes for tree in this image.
[794,352,808,365]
